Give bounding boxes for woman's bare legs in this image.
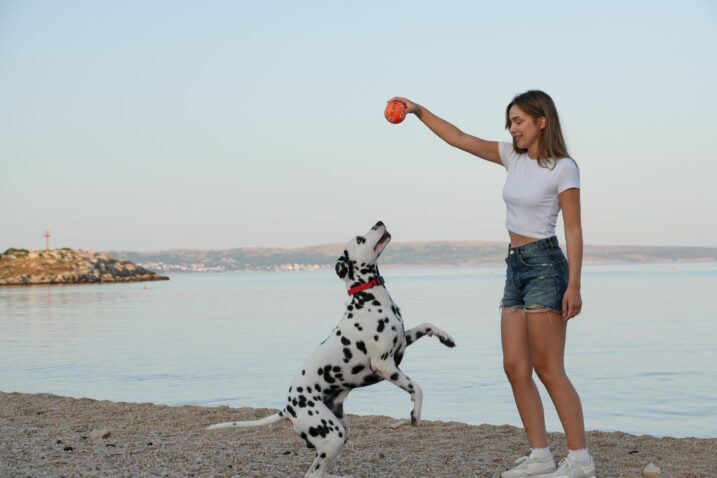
[526,308,587,450]
[501,307,548,448]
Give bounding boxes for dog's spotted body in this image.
[208,222,455,478]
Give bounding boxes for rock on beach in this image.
[0,248,169,286]
[1,392,715,477]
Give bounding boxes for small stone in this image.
[643,463,661,478]
[89,429,111,439]
[63,446,73,452]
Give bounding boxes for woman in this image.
[389,90,595,478]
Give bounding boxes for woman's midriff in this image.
[508,230,542,248]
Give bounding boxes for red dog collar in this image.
[347,277,384,296]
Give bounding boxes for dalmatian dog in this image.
[208,221,456,478]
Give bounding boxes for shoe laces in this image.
[557,457,573,472]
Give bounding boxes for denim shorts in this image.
[500,236,569,314]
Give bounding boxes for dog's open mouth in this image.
[374,231,391,254]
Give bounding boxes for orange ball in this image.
[384,100,406,124]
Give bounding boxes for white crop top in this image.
[499,141,580,239]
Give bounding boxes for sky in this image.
[1,1,716,251]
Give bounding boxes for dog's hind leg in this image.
[405,322,456,348]
[370,358,423,425]
[326,389,350,444]
[293,403,352,478]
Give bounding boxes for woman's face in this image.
[508,105,545,151]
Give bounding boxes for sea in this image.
[1,263,715,439]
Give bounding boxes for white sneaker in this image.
[545,456,597,478]
[501,455,557,478]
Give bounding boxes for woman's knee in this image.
[533,363,567,387]
[503,359,533,384]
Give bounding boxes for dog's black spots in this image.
[332,366,341,372]
[323,365,336,384]
[308,400,315,407]
[306,386,312,393]
[390,372,399,380]
[391,326,396,331]
[320,452,327,458]
[374,335,379,341]
[372,300,381,306]
[356,236,366,244]
[309,424,330,438]
[416,332,424,340]
[347,305,353,311]
[362,374,380,385]
[279,411,283,417]
[377,320,386,333]
[354,341,367,354]
[297,386,303,393]
[408,383,414,390]
[317,367,323,375]
[341,336,351,346]
[314,383,322,392]
[286,405,297,418]
[342,347,353,363]
[378,309,383,313]
[406,336,413,346]
[394,352,404,366]
[426,328,432,332]
[351,364,365,374]
[393,336,398,345]
[308,410,313,416]
[321,419,327,425]
[339,432,344,438]
[292,398,298,406]
[347,313,353,319]
[336,330,341,336]
[380,353,387,360]
[289,386,292,392]
[298,395,308,408]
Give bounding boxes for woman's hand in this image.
[562,286,582,320]
[388,97,420,114]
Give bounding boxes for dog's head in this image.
[334,221,391,283]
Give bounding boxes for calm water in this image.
[1,264,715,438]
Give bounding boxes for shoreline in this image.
[2,392,715,477]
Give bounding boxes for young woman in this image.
[389,90,596,478]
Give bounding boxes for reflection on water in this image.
[1,264,716,438]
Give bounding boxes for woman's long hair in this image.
[505,90,572,169]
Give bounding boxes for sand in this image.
[1,392,714,477]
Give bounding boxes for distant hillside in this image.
[105,241,717,273]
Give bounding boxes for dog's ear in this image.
[335,257,348,279]
[335,250,354,280]
[335,251,349,279]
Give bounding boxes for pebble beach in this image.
[1,392,715,477]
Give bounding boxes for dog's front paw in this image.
[438,332,456,348]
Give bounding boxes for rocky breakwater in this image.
[0,248,169,286]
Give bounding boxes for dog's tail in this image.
[207,412,286,430]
